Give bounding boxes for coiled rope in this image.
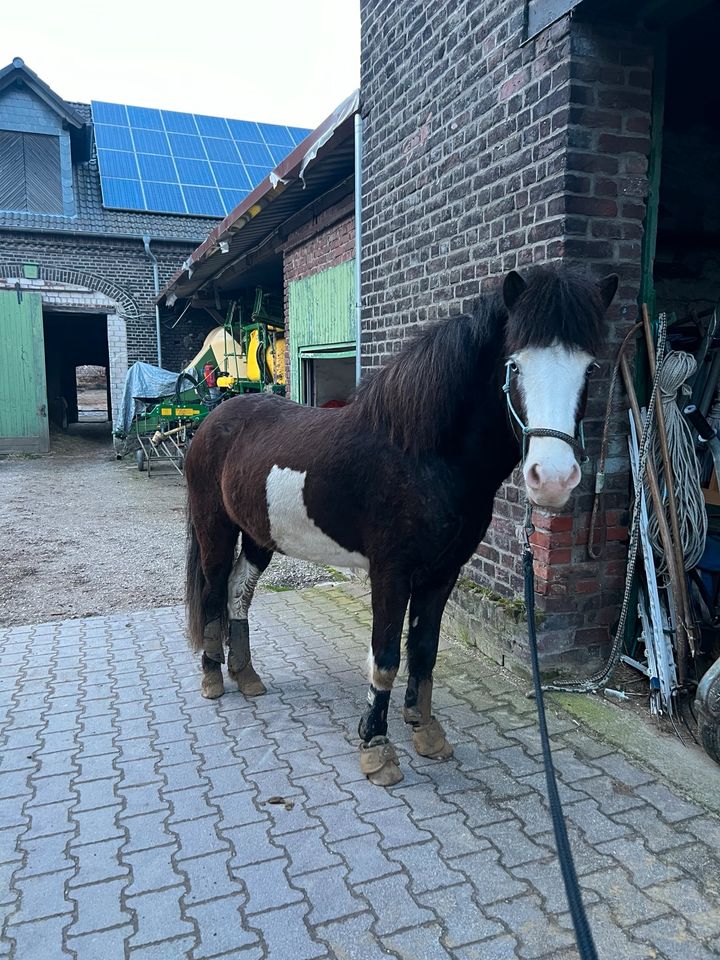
[646,350,707,575]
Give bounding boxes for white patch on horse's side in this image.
[514,342,592,477]
[227,553,261,619]
[266,465,369,569]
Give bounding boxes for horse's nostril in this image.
[526,464,542,488]
[566,462,581,489]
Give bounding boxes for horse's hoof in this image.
[230,663,267,698]
[359,736,404,785]
[696,657,720,765]
[201,673,225,699]
[412,717,454,759]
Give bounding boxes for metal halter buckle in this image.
[503,360,588,465]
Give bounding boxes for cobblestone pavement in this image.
[1,583,719,960]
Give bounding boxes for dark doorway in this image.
[43,311,110,434]
[301,355,355,406]
[654,3,720,317]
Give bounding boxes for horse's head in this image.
[502,267,618,510]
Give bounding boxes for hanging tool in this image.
[684,403,720,482]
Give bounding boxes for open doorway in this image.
[654,4,720,318]
[76,366,109,422]
[43,311,111,442]
[648,2,720,705]
[301,351,355,407]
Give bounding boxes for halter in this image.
[503,360,588,465]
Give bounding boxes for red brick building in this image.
[360,0,718,669]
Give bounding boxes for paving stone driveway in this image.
[1,583,719,960]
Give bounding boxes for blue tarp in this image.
[114,361,182,436]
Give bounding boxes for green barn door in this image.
[288,259,356,403]
[0,291,49,453]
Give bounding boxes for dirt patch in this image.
[0,423,337,627]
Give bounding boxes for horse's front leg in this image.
[358,573,410,786]
[403,569,459,760]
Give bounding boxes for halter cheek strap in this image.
[503,361,588,465]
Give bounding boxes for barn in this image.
[359,0,720,671]
[0,57,309,452]
[160,92,359,409]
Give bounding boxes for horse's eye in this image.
[586,361,599,376]
[509,360,519,374]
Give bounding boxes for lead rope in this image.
[538,315,668,696]
[523,507,598,960]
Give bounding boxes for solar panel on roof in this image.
[92,100,311,218]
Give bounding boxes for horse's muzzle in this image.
[524,459,581,509]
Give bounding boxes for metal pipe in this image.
[142,235,163,369]
[354,111,362,387]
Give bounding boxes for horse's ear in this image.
[597,274,619,310]
[503,271,526,311]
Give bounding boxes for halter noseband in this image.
[503,360,588,465]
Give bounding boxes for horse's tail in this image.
[185,507,206,652]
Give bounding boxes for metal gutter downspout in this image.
[354,111,362,387]
[142,235,162,368]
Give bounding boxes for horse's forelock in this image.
[504,267,608,357]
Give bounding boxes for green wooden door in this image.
[0,290,49,453]
[288,259,356,403]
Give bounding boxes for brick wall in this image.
[0,231,207,369]
[281,198,355,398]
[360,0,655,668]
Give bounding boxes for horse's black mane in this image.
[352,266,608,457]
[352,295,504,457]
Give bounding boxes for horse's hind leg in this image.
[358,573,410,786]
[197,523,239,700]
[403,569,459,760]
[226,534,272,697]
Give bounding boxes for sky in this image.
[1,0,360,130]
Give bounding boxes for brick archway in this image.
[0,267,135,429]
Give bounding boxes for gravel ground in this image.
[0,422,339,628]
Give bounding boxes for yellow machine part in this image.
[216,375,236,388]
[268,339,286,385]
[246,329,286,384]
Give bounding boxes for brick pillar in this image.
[529,18,654,666]
[360,0,656,669]
[107,313,129,430]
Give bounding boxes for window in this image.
[0,131,63,214]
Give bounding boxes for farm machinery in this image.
[114,290,285,475]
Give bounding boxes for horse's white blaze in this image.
[266,465,369,569]
[515,342,591,506]
[227,553,260,619]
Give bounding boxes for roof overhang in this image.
[159,90,359,307]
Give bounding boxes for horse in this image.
[185,265,618,785]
